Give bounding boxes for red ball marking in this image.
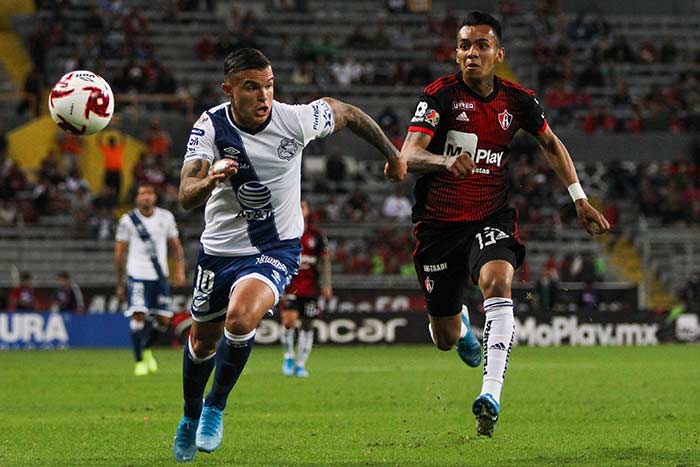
[82,86,112,119]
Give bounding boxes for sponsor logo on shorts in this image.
[423,263,447,272]
[424,277,434,293]
[256,255,288,274]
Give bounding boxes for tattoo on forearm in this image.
[347,108,398,162]
[185,159,203,178]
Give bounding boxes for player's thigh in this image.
[413,243,468,317]
[124,278,149,317]
[468,208,525,290]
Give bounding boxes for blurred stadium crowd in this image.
[1,0,699,310]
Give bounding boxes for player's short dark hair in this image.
[58,271,70,279]
[224,48,271,76]
[461,11,503,45]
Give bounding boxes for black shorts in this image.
[413,207,525,317]
[282,294,320,319]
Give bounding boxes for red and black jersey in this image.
[287,225,328,298]
[408,73,548,222]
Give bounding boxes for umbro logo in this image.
[489,342,507,351]
[456,111,470,122]
[224,147,240,156]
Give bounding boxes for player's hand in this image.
[446,152,476,178]
[171,271,186,288]
[322,286,333,299]
[575,199,611,236]
[116,284,126,303]
[207,158,239,186]
[384,155,407,182]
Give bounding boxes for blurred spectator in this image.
[97,132,126,204]
[17,68,43,117]
[8,272,36,312]
[382,186,412,220]
[56,130,84,173]
[0,199,17,225]
[325,153,347,184]
[196,32,217,61]
[144,118,172,157]
[53,271,85,313]
[345,187,370,220]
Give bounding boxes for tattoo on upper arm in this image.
[184,159,204,178]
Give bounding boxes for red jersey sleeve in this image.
[407,94,444,138]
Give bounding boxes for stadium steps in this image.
[608,236,675,311]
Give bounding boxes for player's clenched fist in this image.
[384,155,408,182]
[446,152,476,178]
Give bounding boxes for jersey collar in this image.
[458,73,501,103]
[226,103,273,135]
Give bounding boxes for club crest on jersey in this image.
[424,277,434,294]
[423,109,440,127]
[498,109,513,130]
[277,137,300,161]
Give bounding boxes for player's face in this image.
[455,24,504,81]
[136,186,156,210]
[223,67,274,129]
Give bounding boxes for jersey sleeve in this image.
[183,112,217,164]
[294,99,335,146]
[520,93,548,135]
[407,94,443,138]
[115,215,132,242]
[166,211,179,239]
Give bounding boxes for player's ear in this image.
[221,80,232,97]
[496,46,505,64]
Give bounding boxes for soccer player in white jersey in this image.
[172,48,406,462]
[115,183,186,376]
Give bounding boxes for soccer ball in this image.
[48,70,114,135]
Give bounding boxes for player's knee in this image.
[225,307,259,334]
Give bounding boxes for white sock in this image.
[480,297,515,403]
[296,329,314,367]
[427,305,468,345]
[281,326,295,359]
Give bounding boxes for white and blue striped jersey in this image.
[183,99,334,256]
[115,207,179,280]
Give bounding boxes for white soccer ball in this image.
[48,70,114,135]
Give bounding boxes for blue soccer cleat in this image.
[294,365,309,378]
[196,405,224,453]
[173,416,198,462]
[472,393,500,437]
[282,357,295,376]
[456,306,482,367]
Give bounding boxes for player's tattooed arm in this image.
[401,131,475,178]
[536,126,611,235]
[179,158,235,210]
[322,97,406,182]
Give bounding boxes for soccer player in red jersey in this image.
[279,200,332,377]
[396,11,610,437]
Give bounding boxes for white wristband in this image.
[568,182,587,202]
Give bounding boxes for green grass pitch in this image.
[1,345,699,466]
